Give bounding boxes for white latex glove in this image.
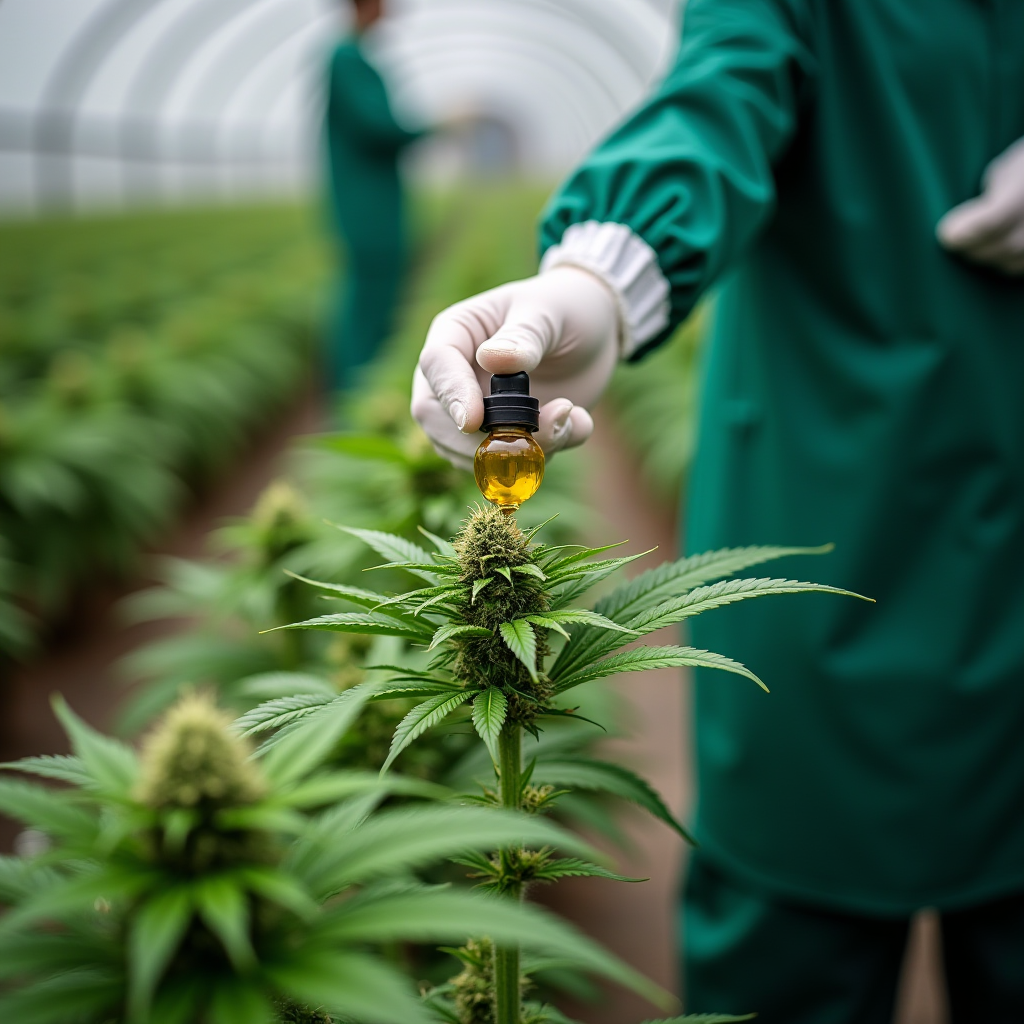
[411,265,620,471]
[937,137,1024,275]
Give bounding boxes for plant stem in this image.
[277,581,305,669]
[495,723,522,1024]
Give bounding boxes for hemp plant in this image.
[0,691,661,1024]
[253,505,865,1024]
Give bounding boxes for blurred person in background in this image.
[410,2,1024,1021]
[324,0,425,393]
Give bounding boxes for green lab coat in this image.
[541,0,1024,914]
[325,38,422,388]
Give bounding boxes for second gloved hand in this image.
[411,266,620,470]
[937,137,1024,275]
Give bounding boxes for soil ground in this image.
[0,390,947,1023]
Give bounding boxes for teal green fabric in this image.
[328,252,406,392]
[325,38,422,389]
[683,851,1024,1022]
[541,0,1024,912]
[683,852,908,1022]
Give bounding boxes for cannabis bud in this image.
[449,938,496,1024]
[452,504,552,720]
[453,502,534,581]
[448,938,532,1024]
[273,998,333,1024]
[250,479,314,563]
[135,692,266,810]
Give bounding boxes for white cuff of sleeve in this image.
[539,220,671,358]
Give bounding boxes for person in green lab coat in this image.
[411,1,1024,1020]
[324,0,424,392]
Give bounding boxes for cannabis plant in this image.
[248,505,865,1024]
[118,480,330,730]
[0,692,661,1024]
[424,942,754,1024]
[0,204,322,657]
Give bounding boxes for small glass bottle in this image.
[474,372,545,512]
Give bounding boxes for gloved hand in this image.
[411,266,620,470]
[937,137,1024,275]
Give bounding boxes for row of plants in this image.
[116,183,588,733]
[0,204,334,656]
[0,491,860,1022]
[0,182,708,658]
[86,195,626,1023]
[99,187,724,1020]
[0,688,655,1024]
[0,184,758,1021]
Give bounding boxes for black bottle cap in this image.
[481,372,540,432]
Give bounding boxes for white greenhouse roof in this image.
[0,0,680,211]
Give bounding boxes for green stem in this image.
[494,724,522,1024]
[276,581,305,669]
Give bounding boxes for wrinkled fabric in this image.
[541,0,1024,912]
[683,851,1024,1022]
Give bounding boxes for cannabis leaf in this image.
[499,620,539,683]
[472,688,508,764]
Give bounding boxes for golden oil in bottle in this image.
[474,372,545,512]
[474,426,545,510]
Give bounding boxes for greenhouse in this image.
[2,2,1021,1022]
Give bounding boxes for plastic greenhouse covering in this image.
[0,0,680,212]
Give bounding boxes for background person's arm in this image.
[413,0,815,465]
[329,47,426,155]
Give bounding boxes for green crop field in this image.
[0,204,329,653]
[0,185,701,657]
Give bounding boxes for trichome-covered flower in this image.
[451,505,552,719]
[135,691,266,810]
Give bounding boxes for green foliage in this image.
[251,505,867,1024]
[117,185,591,733]
[431,939,586,1024]
[134,692,267,811]
[0,204,326,655]
[3,183,766,1019]
[274,999,333,1024]
[532,756,695,844]
[265,514,864,778]
[0,693,653,1024]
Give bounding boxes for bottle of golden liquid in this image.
[474,372,545,512]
